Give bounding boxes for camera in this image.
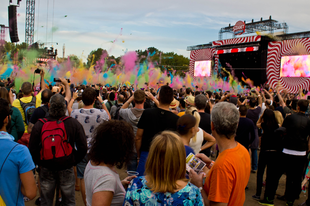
[34,68,41,74]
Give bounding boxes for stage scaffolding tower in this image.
[25,0,35,45]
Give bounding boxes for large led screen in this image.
[280,55,310,77]
[194,60,211,77]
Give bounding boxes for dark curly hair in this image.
[89,120,135,169]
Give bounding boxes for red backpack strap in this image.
[39,118,48,124]
[59,116,71,122]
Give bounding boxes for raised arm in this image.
[122,95,134,109]
[40,69,46,92]
[60,78,71,103]
[263,89,273,102]
[68,92,77,116]
[145,91,159,107]
[276,89,286,108]
[98,95,111,120]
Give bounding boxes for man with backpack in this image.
[111,93,125,119]
[12,70,45,146]
[105,92,116,112]
[29,94,87,206]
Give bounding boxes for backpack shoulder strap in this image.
[31,96,36,104]
[39,118,48,124]
[59,116,71,122]
[107,101,112,108]
[40,105,48,114]
[0,144,18,174]
[19,98,25,107]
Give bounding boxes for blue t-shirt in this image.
[185,145,195,157]
[124,176,203,206]
[0,138,35,205]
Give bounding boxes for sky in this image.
[1,0,310,62]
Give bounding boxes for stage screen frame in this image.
[194,60,212,77]
[280,55,310,77]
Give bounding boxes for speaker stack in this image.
[8,5,19,43]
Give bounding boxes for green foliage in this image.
[68,55,80,68]
[86,48,106,68]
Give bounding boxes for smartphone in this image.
[54,78,61,82]
[67,79,70,83]
[92,85,95,87]
[96,90,99,96]
[307,96,310,100]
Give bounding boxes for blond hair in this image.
[145,131,187,193]
[274,110,284,126]
[185,107,200,142]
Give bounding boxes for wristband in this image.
[207,161,215,169]
[306,175,310,180]
[101,102,105,104]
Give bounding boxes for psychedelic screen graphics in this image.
[194,60,211,77]
[280,55,310,77]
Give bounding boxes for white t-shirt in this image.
[84,162,126,206]
[71,108,109,150]
[189,128,204,154]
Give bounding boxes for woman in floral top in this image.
[124,131,203,206]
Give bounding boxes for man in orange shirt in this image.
[190,102,251,206]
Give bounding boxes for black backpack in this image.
[19,96,36,125]
[113,104,123,120]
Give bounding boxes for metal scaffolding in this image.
[25,0,35,45]
[219,17,288,40]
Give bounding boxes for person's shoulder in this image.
[245,118,255,125]
[11,142,30,155]
[35,92,41,98]
[186,182,200,192]
[236,142,250,153]
[255,106,262,111]
[131,176,145,188]
[119,108,130,113]
[12,99,20,107]
[142,107,157,114]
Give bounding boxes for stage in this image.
[187,18,310,93]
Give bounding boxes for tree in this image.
[86,48,108,68]
[68,55,80,68]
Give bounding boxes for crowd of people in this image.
[1,71,310,206]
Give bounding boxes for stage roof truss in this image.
[219,18,288,40]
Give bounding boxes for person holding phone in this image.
[68,87,110,205]
[124,131,203,206]
[85,120,136,206]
